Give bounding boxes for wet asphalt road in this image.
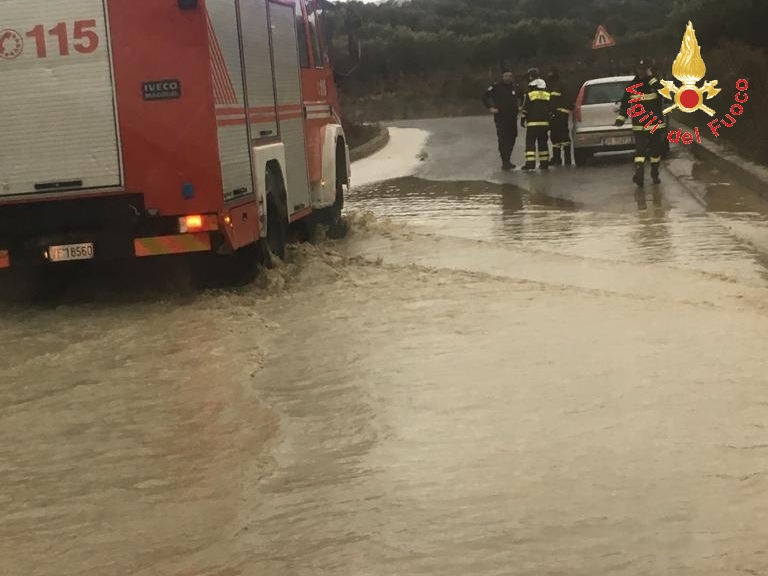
[4,116,768,576]
[348,116,768,286]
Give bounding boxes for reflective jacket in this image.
[548,80,572,116]
[616,75,668,131]
[521,78,552,127]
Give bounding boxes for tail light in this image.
[573,84,585,123]
[178,214,218,233]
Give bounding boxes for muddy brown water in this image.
[3,169,768,575]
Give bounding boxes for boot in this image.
[632,163,644,187]
[563,144,572,166]
[539,160,549,170]
[522,152,536,170]
[551,148,562,166]
[651,163,661,184]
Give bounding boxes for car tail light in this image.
[573,84,585,123]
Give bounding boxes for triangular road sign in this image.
[592,25,616,49]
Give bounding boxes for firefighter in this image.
[520,67,552,170]
[614,58,667,186]
[546,70,572,166]
[482,68,521,170]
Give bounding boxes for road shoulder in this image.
[349,124,391,162]
[670,119,768,199]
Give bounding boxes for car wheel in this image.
[574,149,591,167]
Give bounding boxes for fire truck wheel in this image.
[188,243,260,289]
[316,178,348,240]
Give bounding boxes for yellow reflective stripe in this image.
[649,78,658,85]
[650,157,661,163]
[634,157,646,162]
[527,122,549,126]
[528,90,550,101]
[550,91,562,96]
[557,107,570,113]
[632,126,647,131]
[616,115,626,121]
[134,233,211,257]
[640,93,658,100]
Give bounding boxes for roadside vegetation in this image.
[329,0,768,164]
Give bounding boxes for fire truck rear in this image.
[0,0,350,275]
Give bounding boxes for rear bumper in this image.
[572,126,635,150]
[0,232,214,269]
[0,193,219,269]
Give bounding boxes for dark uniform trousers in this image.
[617,75,666,184]
[634,129,663,168]
[495,116,517,165]
[524,124,550,168]
[550,111,571,164]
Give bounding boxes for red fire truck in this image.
[0,0,350,278]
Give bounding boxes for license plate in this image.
[48,242,95,262]
[604,136,633,146]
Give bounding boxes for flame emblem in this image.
[658,21,720,116]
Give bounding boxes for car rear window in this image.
[583,81,630,105]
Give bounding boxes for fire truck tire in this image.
[315,155,348,239]
[188,242,260,289]
[0,266,73,302]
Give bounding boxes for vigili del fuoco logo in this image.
[624,21,749,144]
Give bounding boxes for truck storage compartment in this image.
[0,0,122,197]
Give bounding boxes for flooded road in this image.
[4,116,768,576]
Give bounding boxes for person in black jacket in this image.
[546,70,572,166]
[482,69,522,170]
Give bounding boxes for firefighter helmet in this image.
[637,58,654,71]
[527,67,540,80]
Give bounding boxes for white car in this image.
[571,75,637,166]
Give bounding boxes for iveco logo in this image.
[142,79,182,101]
[146,81,179,92]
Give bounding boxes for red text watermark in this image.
[623,79,749,143]
[707,79,748,138]
[625,83,663,133]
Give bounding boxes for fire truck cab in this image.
[0,0,350,277]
